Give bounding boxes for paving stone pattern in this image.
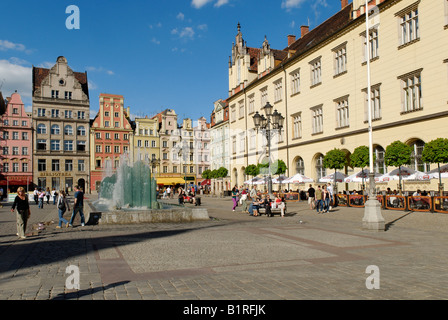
[1,195,448,301]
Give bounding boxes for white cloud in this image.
[214,0,229,7]
[179,27,195,39]
[86,66,114,75]
[0,59,32,100]
[197,24,208,31]
[177,12,185,21]
[281,0,306,10]
[191,0,213,9]
[151,37,161,45]
[0,40,26,52]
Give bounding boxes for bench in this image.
[257,203,287,216]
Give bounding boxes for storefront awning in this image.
[156,177,185,185]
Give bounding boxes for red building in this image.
[0,92,33,192]
[90,93,134,191]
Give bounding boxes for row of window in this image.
[2,146,29,156]
[37,108,86,119]
[50,90,73,100]
[37,159,85,172]
[95,145,129,154]
[232,5,424,120]
[0,162,29,173]
[293,140,429,180]
[2,131,29,140]
[161,165,209,174]
[95,132,130,140]
[162,152,209,162]
[36,124,87,136]
[2,119,28,127]
[37,140,86,152]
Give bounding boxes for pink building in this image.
[0,92,33,192]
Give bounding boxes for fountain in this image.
[87,158,209,224]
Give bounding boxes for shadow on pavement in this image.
[51,281,130,300]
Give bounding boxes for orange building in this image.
[89,93,134,191]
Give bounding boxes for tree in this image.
[201,169,212,180]
[385,140,412,194]
[271,159,287,176]
[217,167,228,179]
[245,164,259,186]
[323,148,348,190]
[422,138,448,191]
[350,146,376,190]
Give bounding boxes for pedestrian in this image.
[315,185,323,213]
[322,185,330,213]
[51,188,58,205]
[240,188,248,213]
[327,183,334,211]
[307,184,315,210]
[250,186,257,200]
[178,187,185,205]
[272,194,285,217]
[69,185,85,227]
[231,186,239,212]
[45,187,51,204]
[33,187,39,204]
[56,190,70,229]
[166,186,171,199]
[11,187,31,239]
[252,196,260,216]
[38,188,45,209]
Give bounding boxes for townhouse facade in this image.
[133,116,160,173]
[32,56,91,193]
[226,0,448,192]
[192,116,211,184]
[210,99,231,193]
[89,93,134,192]
[0,92,33,191]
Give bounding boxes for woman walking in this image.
[231,186,239,212]
[11,187,31,239]
[38,188,45,209]
[56,190,70,229]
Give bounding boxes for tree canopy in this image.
[323,148,347,170]
[422,138,448,165]
[350,145,375,169]
[385,141,412,168]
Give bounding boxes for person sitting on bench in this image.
[271,195,285,217]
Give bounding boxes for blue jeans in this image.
[315,199,323,212]
[58,209,69,227]
[69,206,85,225]
[38,198,44,209]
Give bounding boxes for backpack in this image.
[58,197,66,211]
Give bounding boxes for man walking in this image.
[315,185,323,213]
[307,184,315,210]
[327,183,334,211]
[69,185,85,227]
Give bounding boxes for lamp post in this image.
[252,102,284,195]
[362,0,385,231]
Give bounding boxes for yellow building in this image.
[227,0,448,193]
[133,116,160,174]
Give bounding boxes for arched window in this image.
[51,124,60,135]
[77,126,86,136]
[295,157,305,175]
[410,139,430,172]
[374,146,386,174]
[64,125,73,135]
[37,124,46,134]
[315,154,326,180]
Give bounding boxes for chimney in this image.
[287,34,296,47]
[300,26,309,38]
[341,0,349,9]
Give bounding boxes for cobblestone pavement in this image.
[1,194,447,303]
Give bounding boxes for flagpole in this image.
[363,0,385,231]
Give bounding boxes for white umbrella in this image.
[319,172,347,183]
[284,173,314,184]
[403,171,436,181]
[244,177,263,184]
[271,175,290,184]
[376,166,416,182]
[428,164,448,178]
[344,169,382,183]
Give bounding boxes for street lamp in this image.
[252,102,284,195]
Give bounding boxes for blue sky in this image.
[0,0,340,122]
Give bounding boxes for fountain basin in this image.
[86,200,209,224]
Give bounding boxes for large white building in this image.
[226,0,448,193]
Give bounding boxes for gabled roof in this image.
[32,66,89,98]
